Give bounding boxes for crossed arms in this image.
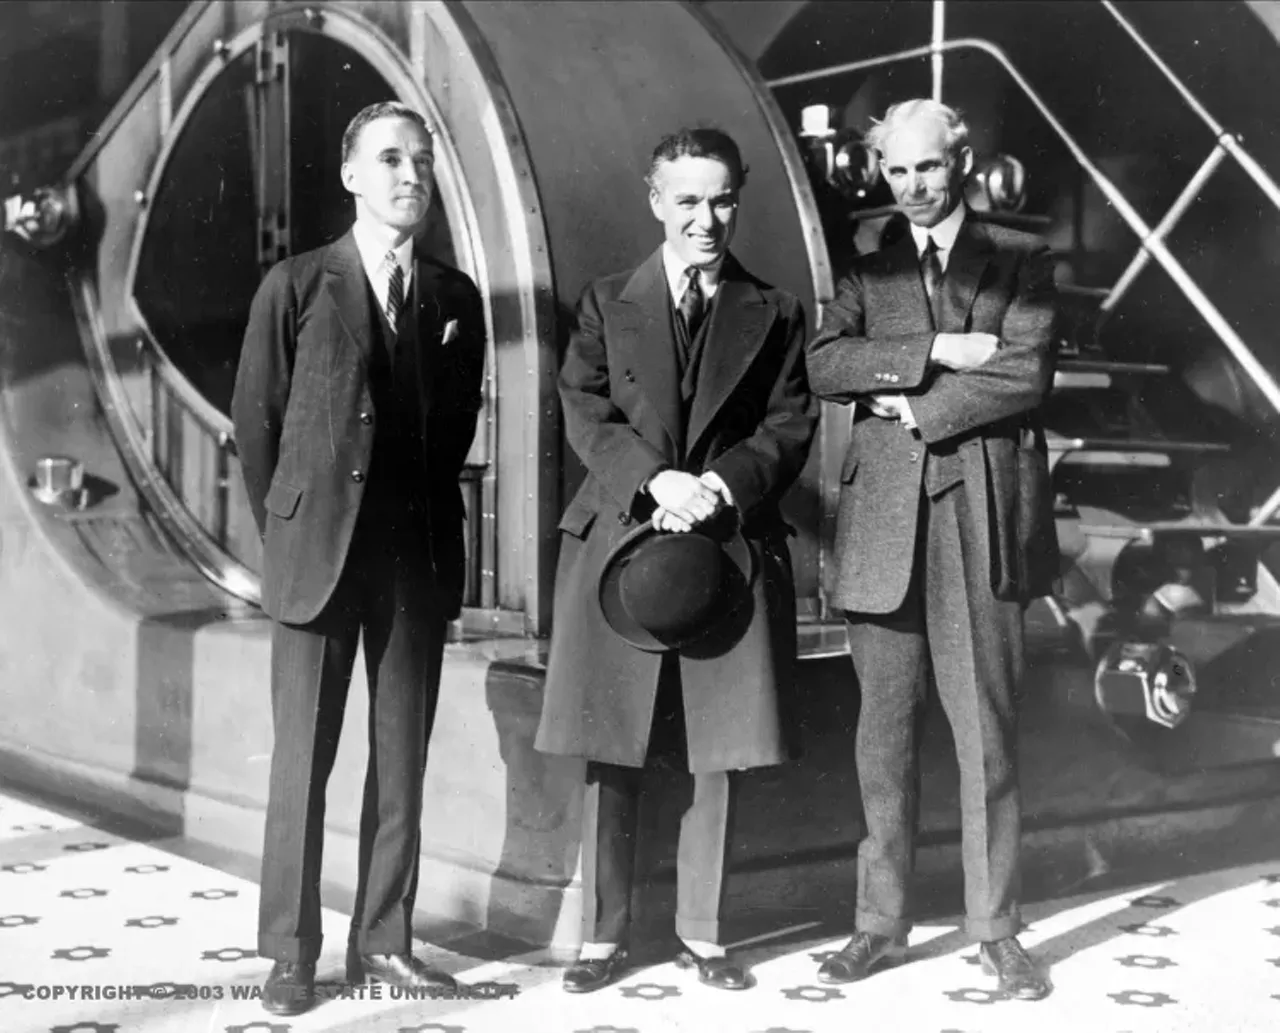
[804,246,1057,442]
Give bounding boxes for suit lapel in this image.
[938,217,992,332]
[609,249,682,458]
[321,231,374,367]
[875,227,936,330]
[686,256,774,454]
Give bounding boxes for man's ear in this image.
[647,187,663,222]
[957,146,975,179]
[341,162,358,196]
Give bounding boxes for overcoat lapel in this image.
[687,257,775,454]
[607,250,683,458]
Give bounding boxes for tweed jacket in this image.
[805,214,1059,612]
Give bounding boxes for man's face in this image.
[341,116,434,234]
[648,155,739,268]
[879,116,972,229]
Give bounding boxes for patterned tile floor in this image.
[3,784,1280,1033]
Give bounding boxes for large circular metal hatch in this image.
[67,6,489,608]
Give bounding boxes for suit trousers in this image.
[257,508,446,963]
[847,482,1024,942]
[580,656,737,945]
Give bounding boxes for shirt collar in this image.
[661,242,724,300]
[352,219,414,283]
[909,201,967,257]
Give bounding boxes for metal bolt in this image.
[133,189,147,208]
[212,39,230,60]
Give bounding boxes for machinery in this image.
[774,1,1280,768]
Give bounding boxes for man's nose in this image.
[400,162,421,185]
[692,201,715,230]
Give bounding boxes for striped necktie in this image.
[679,267,706,339]
[384,251,404,330]
[920,235,942,302]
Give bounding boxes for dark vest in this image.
[361,275,428,536]
[668,288,719,466]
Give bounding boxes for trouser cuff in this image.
[257,934,321,965]
[854,909,911,940]
[966,911,1022,942]
[674,915,721,943]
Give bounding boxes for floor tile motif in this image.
[3,788,1280,1032]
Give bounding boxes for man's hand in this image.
[865,393,917,429]
[699,471,735,508]
[930,331,1000,371]
[647,470,722,533]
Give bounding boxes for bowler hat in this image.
[598,513,755,652]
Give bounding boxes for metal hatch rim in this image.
[67,274,263,605]
[122,22,263,444]
[68,1,501,609]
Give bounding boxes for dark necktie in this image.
[920,235,942,303]
[384,251,404,331]
[679,267,706,339]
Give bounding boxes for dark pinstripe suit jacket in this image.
[231,231,485,624]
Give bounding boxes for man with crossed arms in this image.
[806,99,1058,1001]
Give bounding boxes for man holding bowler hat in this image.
[535,127,818,992]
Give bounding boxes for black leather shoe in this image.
[262,960,315,1016]
[979,938,1050,1001]
[346,952,458,992]
[562,948,630,993]
[816,932,907,984]
[675,949,749,990]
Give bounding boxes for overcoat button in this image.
[624,370,636,382]
[617,513,632,525]
[360,412,373,424]
[351,470,364,483]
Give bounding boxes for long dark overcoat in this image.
[231,231,485,624]
[805,215,1059,614]
[535,249,818,773]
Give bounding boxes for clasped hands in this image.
[865,332,999,428]
[647,469,731,533]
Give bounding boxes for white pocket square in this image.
[441,318,459,345]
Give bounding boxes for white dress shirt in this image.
[352,220,414,316]
[661,242,724,304]
[908,200,967,271]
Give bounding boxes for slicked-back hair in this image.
[341,101,432,164]
[865,99,969,161]
[645,127,749,192]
